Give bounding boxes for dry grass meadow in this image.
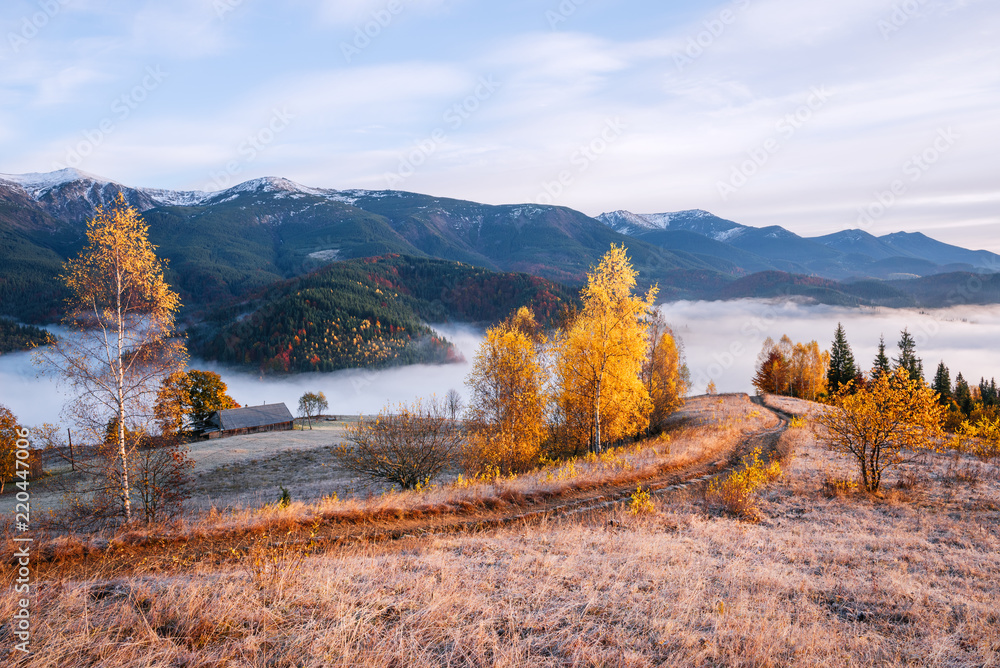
[0,420,360,518]
[3,395,999,666]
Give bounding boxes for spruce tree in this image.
[827,322,858,394]
[893,328,923,382]
[872,335,891,379]
[980,378,999,407]
[932,362,951,404]
[954,373,973,415]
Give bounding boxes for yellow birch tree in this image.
[641,312,688,430]
[789,341,829,401]
[465,307,548,474]
[35,194,185,523]
[554,245,656,454]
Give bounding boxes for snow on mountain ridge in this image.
[596,209,743,242]
[634,213,673,228]
[596,209,723,233]
[0,169,414,211]
[0,168,104,196]
[713,227,744,242]
[636,209,717,229]
[136,187,212,207]
[595,210,655,232]
[0,168,214,208]
[0,170,363,208]
[205,178,410,206]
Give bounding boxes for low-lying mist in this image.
[2,304,999,431]
[664,300,1000,395]
[0,325,484,429]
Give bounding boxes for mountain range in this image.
[1,169,998,330]
[597,209,1000,280]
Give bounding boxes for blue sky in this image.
[1,0,998,250]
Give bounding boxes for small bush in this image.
[789,416,807,429]
[955,416,1000,461]
[821,476,857,498]
[629,486,655,515]
[708,447,781,519]
[334,398,462,490]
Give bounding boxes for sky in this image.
[1,0,997,250]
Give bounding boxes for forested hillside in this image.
[190,255,578,374]
[0,317,55,354]
[3,171,998,332]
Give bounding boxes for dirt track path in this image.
[351,397,792,541]
[30,395,790,580]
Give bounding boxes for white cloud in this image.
[314,0,455,26]
[2,1,998,251]
[34,65,111,106]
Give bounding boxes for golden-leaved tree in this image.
[554,245,656,454]
[752,335,828,401]
[641,311,688,431]
[817,368,944,493]
[35,195,185,523]
[465,307,549,474]
[155,369,239,436]
[789,340,829,400]
[0,404,22,494]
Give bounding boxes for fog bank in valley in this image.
[663,301,1000,395]
[189,324,484,420]
[0,325,485,429]
[2,305,1000,432]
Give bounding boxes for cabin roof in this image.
[216,403,293,431]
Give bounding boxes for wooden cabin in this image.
[205,403,294,438]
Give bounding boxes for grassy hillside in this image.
[8,395,998,666]
[190,254,579,374]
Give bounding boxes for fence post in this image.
[67,427,75,471]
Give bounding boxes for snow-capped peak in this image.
[204,176,348,204]
[597,208,746,242]
[231,176,317,194]
[638,209,716,227]
[203,178,413,205]
[0,168,105,196]
[0,168,214,207]
[0,169,408,210]
[138,187,214,207]
[595,210,657,232]
[597,208,722,232]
